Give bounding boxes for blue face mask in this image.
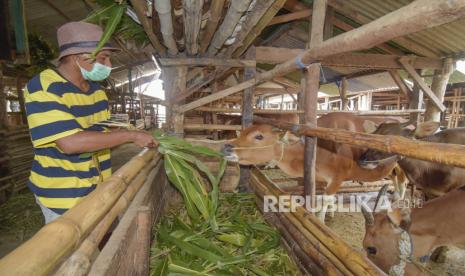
[77,61,111,81]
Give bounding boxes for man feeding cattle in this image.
[24,22,158,224]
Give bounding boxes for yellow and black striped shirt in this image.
[24,69,111,214]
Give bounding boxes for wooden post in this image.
[16,78,27,125]
[303,0,326,209]
[0,67,6,129]
[340,77,348,110]
[425,58,454,122]
[239,48,255,192]
[409,69,424,123]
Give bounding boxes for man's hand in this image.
[130,131,159,148]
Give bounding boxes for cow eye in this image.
[367,246,377,255]
[255,134,264,140]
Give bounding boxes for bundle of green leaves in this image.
[151,132,299,275]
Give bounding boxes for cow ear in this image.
[387,208,412,231]
[363,120,378,133]
[414,121,440,138]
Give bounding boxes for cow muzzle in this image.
[222,144,239,162]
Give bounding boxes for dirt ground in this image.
[261,167,465,276]
[0,144,141,258]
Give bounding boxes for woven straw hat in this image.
[57,21,119,60]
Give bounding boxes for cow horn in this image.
[361,205,374,226]
[373,184,390,213]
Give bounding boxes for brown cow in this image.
[358,121,465,199]
[362,186,465,275]
[222,112,401,221]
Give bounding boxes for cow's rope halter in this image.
[389,229,438,276]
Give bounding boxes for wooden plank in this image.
[268,9,312,26]
[159,58,256,67]
[256,47,442,68]
[398,57,445,112]
[253,115,465,168]
[133,207,151,276]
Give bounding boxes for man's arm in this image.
[56,130,158,154]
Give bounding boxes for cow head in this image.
[362,187,413,273]
[358,121,440,169]
[222,125,283,165]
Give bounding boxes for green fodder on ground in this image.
[0,190,44,257]
[150,193,300,276]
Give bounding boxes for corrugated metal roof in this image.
[330,0,465,58]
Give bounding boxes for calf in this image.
[362,186,465,275]
[222,113,401,221]
[358,121,465,199]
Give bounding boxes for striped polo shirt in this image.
[24,69,112,214]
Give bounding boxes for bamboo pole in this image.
[199,0,225,55]
[255,197,330,276]
[154,0,178,55]
[253,182,347,276]
[178,0,465,113]
[206,0,252,56]
[0,149,156,275]
[53,156,161,276]
[159,58,256,67]
[253,115,465,168]
[251,168,385,276]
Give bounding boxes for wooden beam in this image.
[283,0,402,55]
[178,0,465,113]
[183,123,242,131]
[326,0,439,57]
[268,9,312,26]
[254,116,465,168]
[388,69,412,101]
[206,0,252,56]
[255,47,443,68]
[199,0,225,54]
[159,58,256,67]
[398,57,446,112]
[425,58,454,121]
[182,0,203,56]
[302,0,325,210]
[129,0,166,55]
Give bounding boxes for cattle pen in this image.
[1,0,465,275]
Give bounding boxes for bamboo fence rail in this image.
[0,149,159,275]
[250,168,385,276]
[253,116,465,168]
